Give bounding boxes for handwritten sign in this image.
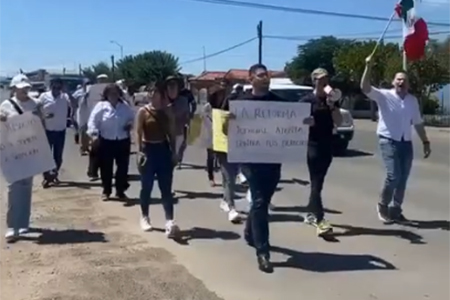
[228,101,310,163]
[212,109,228,153]
[0,112,56,183]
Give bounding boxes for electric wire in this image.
[182,0,450,27]
[180,37,257,65]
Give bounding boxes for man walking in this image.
[301,68,342,237]
[38,78,70,187]
[360,55,431,223]
[235,64,288,273]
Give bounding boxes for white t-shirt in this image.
[365,87,423,141]
[38,91,69,131]
[0,97,40,117]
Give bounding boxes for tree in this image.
[116,51,180,89]
[285,36,348,85]
[82,62,114,82]
[384,39,450,114]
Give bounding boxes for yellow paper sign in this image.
[212,109,228,152]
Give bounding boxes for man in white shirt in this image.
[38,77,71,187]
[361,55,431,224]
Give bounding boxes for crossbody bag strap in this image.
[8,99,24,114]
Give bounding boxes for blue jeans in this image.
[44,130,66,177]
[379,137,413,211]
[139,142,174,220]
[6,177,33,230]
[216,153,239,208]
[242,163,281,257]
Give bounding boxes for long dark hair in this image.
[102,83,124,101]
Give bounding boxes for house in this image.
[189,68,286,96]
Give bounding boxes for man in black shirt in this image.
[301,68,342,237]
[227,64,288,273]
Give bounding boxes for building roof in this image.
[191,71,228,81]
[190,69,286,82]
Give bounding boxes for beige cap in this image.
[311,68,329,81]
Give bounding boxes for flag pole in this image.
[370,11,397,57]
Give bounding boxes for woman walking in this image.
[200,95,216,186]
[87,83,134,201]
[210,87,240,223]
[135,81,179,238]
[0,74,48,242]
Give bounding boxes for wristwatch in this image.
[423,140,430,145]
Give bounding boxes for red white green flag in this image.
[395,0,429,61]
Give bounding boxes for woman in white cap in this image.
[0,74,48,242]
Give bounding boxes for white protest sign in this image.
[86,83,108,113]
[228,100,310,163]
[0,112,56,183]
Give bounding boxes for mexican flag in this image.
[395,0,429,61]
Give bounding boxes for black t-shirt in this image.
[240,91,287,103]
[300,93,335,145]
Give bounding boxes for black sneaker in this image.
[390,208,411,224]
[257,255,273,273]
[377,204,393,223]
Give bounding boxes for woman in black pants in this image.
[87,83,134,200]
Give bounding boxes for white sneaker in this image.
[165,220,179,238]
[18,228,29,235]
[5,228,18,242]
[220,200,231,212]
[228,209,240,223]
[140,217,152,231]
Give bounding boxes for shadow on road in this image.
[331,224,425,244]
[173,226,241,245]
[271,246,396,272]
[279,178,310,186]
[19,228,107,245]
[177,163,206,170]
[175,190,225,200]
[50,180,102,189]
[269,213,304,223]
[271,205,342,215]
[337,149,374,157]
[401,220,450,231]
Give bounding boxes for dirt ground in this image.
[0,182,224,300]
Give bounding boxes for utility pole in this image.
[257,21,263,64]
[78,64,82,76]
[110,40,124,59]
[202,46,207,72]
[111,55,115,81]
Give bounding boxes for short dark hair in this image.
[102,83,124,100]
[248,63,268,76]
[50,77,63,86]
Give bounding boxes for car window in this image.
[271,89,311,102]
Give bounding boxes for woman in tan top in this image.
[135,80,179,237]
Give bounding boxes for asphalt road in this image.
[350,120,450,167]
[26,130,449,300]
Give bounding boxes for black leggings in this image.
[206,149,215,181]
[306,143,333,222]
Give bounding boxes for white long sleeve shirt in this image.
[38,91,70,131]
[365,87,423,141]
[87,101,134,140]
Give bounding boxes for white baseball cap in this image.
[96,74,108,79]
[10,74,31,89]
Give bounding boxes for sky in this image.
[0,0,449,77]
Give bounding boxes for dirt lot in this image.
[0,183,224,300]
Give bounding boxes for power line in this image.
[183,0,450,27]
[265,30,450,41]
[180,37,257,65]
